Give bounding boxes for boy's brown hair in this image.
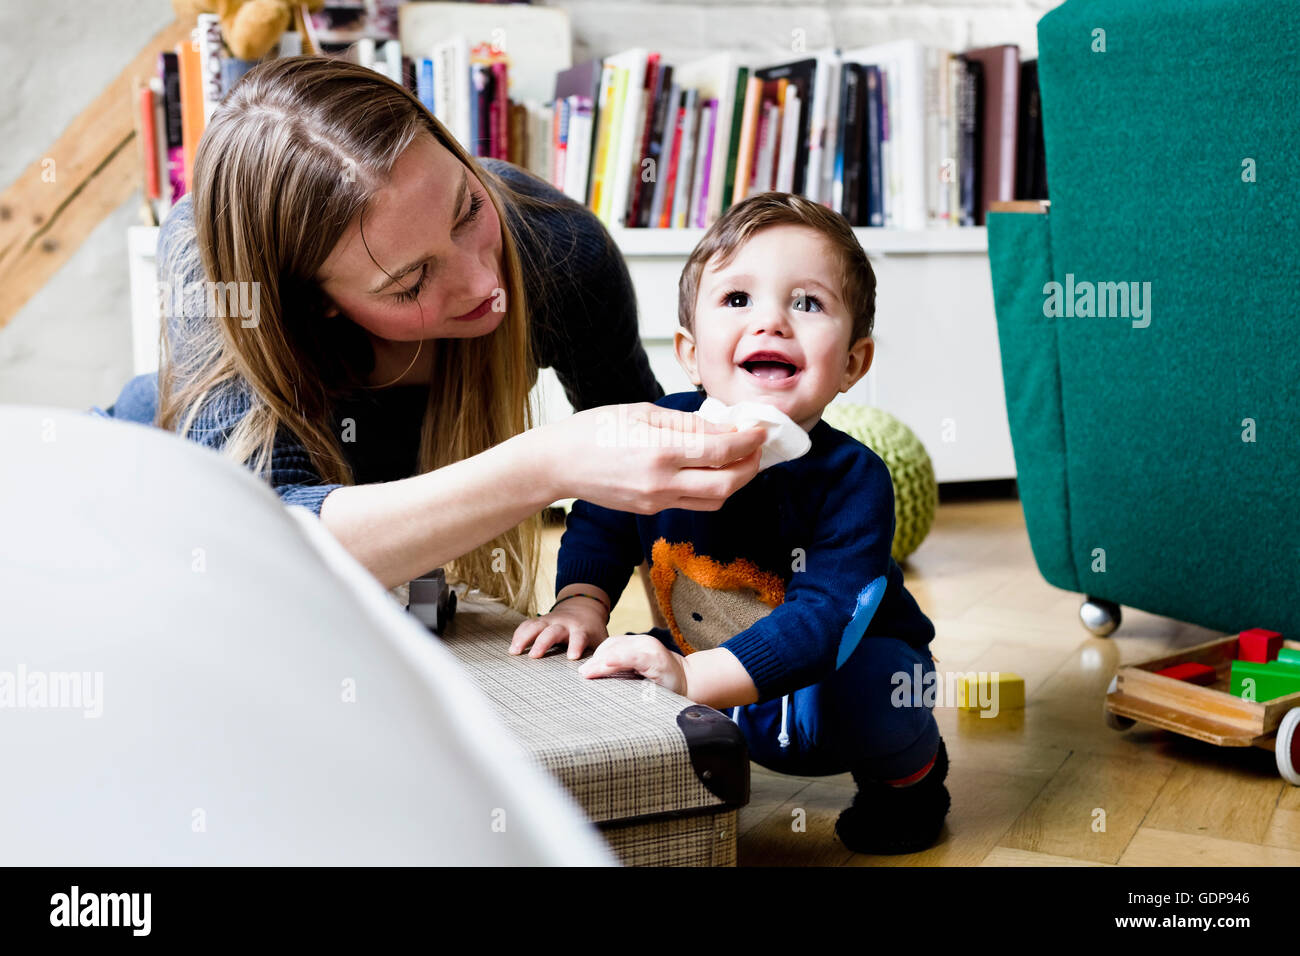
[678,192,877,341]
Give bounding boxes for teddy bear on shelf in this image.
[171,0,327,62]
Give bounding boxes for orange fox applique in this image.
[649,539,785,655]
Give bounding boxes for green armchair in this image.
[987,0,1299,636]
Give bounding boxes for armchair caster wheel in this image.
[1080,596,1121,637]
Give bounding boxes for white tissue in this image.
[696,397,812,471]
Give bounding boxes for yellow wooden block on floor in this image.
[957,672,1025,711]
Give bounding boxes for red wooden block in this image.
[1238,628,1284,663]
[1156,662,1217,685]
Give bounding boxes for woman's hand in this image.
[578,633,687,696]
[538,403,766,514]
[509,596,609,660]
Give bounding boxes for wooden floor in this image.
[537,491,1300,866]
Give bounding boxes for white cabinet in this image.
[127,224,1015,483]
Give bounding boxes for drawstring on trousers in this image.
[731,696,792,749]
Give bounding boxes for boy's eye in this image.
[723,290,751,308]
[792,293,823,313]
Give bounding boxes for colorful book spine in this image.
[136,82,160,207]
[158,52,185,201]
[417,58,435,114]
[658,96,685,228]
[552,97,570,191]
[695,100,718,227]
[626,54,661,229]
[149,76,171,215]
[492,61,509,160]
[176,37,205,198]
[196,14,224,122]
[720,66,748,213]
[587,65,619,215]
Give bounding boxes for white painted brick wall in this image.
[0,0,1064,410]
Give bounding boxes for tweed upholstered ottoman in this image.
[436,598,750,866]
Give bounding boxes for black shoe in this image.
[834,737,951,855]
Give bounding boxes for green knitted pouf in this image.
[821,404,937,563]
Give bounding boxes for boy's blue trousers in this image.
[653,628,940,781]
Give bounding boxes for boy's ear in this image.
[840,336,874,392]
[674,328,703,386]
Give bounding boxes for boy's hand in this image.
[578,634,687,696]
[510,599,609,660]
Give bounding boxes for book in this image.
[836,62,862,222]
[753,58,816,196]
[176,37,204,198]
[878,65,895,226]
[962,44,1020,224]
[730,75,762,204]
[563,98,594,204]
[470,63,492,157]
[491,60,509,159]
[864,65,883,226]
[552,97,570,190]
[1015,60,1048,200]
[158,52,185,202]
[774,87,801,194]
[947,54,962,227]
[957,57,982,226]
[805,52,837,206]
[719,66,749,213]
[195,14,224,121]
[149,77,171,219]
[752,99,778,195]
[416,57,436,114]
[658,91,687,227]
[694,100,718,227]
[134,81,160,225]
[587,63,621,213]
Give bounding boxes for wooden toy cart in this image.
[1104,635,1300,785]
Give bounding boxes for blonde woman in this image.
[100,56,764,615]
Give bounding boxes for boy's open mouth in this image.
[739,351,801,382]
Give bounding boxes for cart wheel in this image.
[1080,596,1121,637]
[1105,709,1136,731]
[1276,708,1300,786]
[1103,676,1135,730]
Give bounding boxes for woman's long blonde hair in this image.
[158,55,544,614]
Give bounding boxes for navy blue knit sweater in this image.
[151,158,662,512]
[555,390,935,702]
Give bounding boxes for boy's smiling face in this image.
[675,224,874,430]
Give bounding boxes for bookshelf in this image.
[126,222,1015,484]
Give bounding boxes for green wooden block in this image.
[1278,647,1300,667]
[1230,660,1300,702]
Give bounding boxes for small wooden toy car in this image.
[407,568,457,635]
